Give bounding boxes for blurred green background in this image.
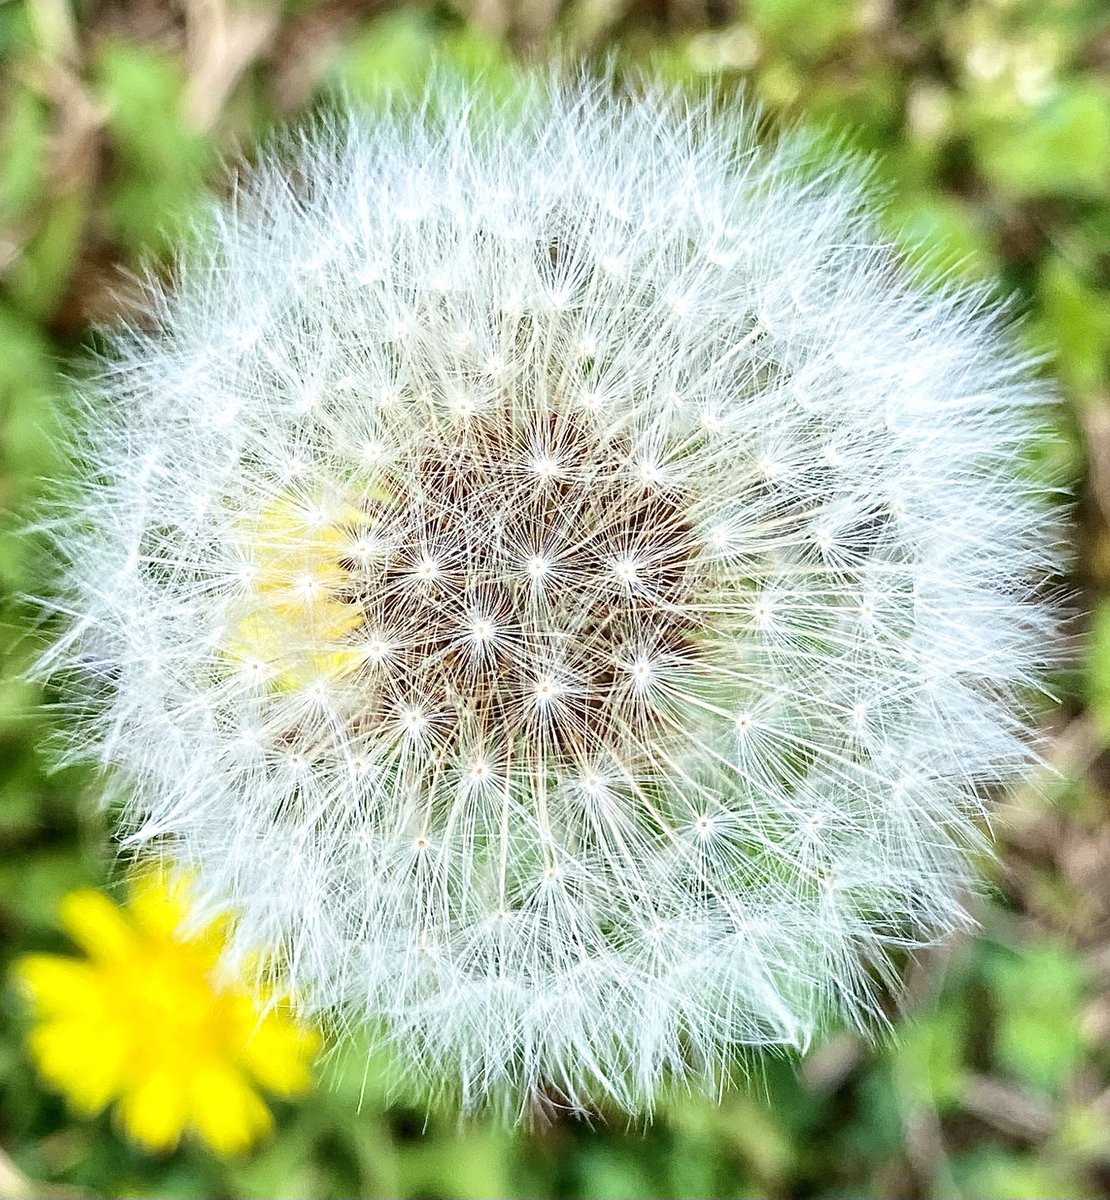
[1,1,1108,1196]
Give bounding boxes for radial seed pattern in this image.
[52,80,1057,1116]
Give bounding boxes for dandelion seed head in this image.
[49,75,1058,1118]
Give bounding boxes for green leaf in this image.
[93,41,213,254]
[888,192,996,280]
[745,0,856,57]
[984,940,1085,1093]
[1033,252,1110,396]
[0,85,47,222]
[4,188,88,320]
[975,84,1110,199]
[894,1007,967,1111]
[951,1146,1088,1200]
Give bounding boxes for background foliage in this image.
[1,1,1108,1197]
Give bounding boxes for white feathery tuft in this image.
[46,75,1059,1117]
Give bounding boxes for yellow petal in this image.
[126,868,232,972]
[189,1063,273,1155]
[225,602,365,689]
[238,1005,319,1097]
[58,889,136,963]
[28,1019,126,1114]
[224,488,371,691]
[116,1069,189,1152]
[305,645,367,682]
[127,866,191,941]
[11,954,102,1017]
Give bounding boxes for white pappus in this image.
[47,75,1059,1118]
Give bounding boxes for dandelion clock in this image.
[48,75,1058,1118]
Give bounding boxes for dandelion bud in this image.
[50,78,1058,1116]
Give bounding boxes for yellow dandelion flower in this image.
[12,866,319,1156]
[223,491,385,689]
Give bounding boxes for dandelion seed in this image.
[46,75,1058,1119]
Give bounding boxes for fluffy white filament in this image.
[49,77,1057,1117]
